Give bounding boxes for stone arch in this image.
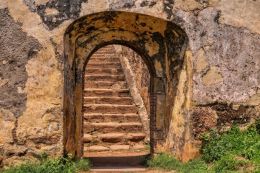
[63,11,189,158]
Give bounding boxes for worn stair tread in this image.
[85,75,125,81]
[87,62,121,66]
[84,81,128,89]
[110,144,130,151]
[84,113,139,116]
[84,96,132,99]
[85,132,145,139]
[87,64,122,68]
[84,88,129,91]
[84,104,136,107]
[84,89,130,97]
[84,97,133,105]
[87,63,122,67]
[85,68,123,75]
[85,122,143,127]
[84,88,130,93]
[83,113,140,122]
[83,132,146,143]
[85,74,125,77]
[84,81,127,85]
[83,151,150,158]
[86,68,122,70]
[88,57,120,62]
[84,122,143,132]
[83,46,148,157]
[83,104,138,114]
[87,145,110,152]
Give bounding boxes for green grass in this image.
[2,121,259,173]
[1,155,90,173]
[148,121,260,173]
[148,153,210,173]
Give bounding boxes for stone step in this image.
[84,122,143,133]
[90,167,147,172]
[87,61,121,66]
[83,104,138,114]
[84,89,130,97]
[83,149,149,158]
[83,132,146,143]
[93,50,115,54]
[85,75,125,82]
[83,113,140,122]
[90,54,113,58]
[84,144,148,153]
[84,97,133,105]
[85,68,123,75]
[87,62,121,68]
[85,145,109,152]
[88,57,120,63]
[84,81,127,89]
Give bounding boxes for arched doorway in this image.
[63,11,188,160]
[83,44,152,166]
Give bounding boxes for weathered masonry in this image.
[83,45,150,162]
[1,0,259,167]
[63,11,191,159]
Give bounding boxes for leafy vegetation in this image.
[2,121,259,173]
[1,154,90,173]
[148,121,260,173]
[148,153,209,173]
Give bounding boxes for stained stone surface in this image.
[0,0,259,166]
[0,8,41,117]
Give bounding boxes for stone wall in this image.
[0,0,259,166]
[115,45,150,141]
[120,46,150,115]
[116,46,150,114]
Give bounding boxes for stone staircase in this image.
[83,45,149,160]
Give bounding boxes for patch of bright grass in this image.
[148,121,260,173]
[147,153,182,171]
[1,155,90,173]
[213,154,251,173]
[148,153,209,173]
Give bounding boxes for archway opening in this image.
[83,44,151,166]
[63,11,190,162]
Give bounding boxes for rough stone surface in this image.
[216,0,260,34]
[0,8,41,117]
[0,0,259,166]
[115,45,150,140]
[23,0,87,29]
[120,46,150,114]
[191,107,218,139]
[202,66,223,86]
[181,7,260,104]
[0,109,16,145]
